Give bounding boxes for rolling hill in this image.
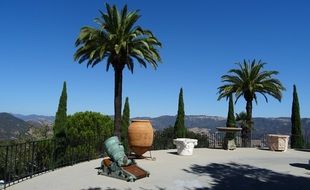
[0,113,30,140]
[134,115,310,138]
[1,113,310,141]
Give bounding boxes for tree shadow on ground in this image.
[290,163,310,170]
[81,186,166,190]
[183,162,310,190]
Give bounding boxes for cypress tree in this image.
[226,95,236,128]
[224,95,236,149]
[54,81,67,138]
[174,88,186,138]
[291,85,304,148]
[121,97,130,154]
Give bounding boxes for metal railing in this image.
[1,132,308,189]
[0,137,105,189]
[152,131,278,150]
[208,132,283,149]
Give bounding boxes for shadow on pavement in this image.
[257,147,270,151]
[290,163,310,170]
[294,149,310,152]
[81,187,167,190]
[183,162,310,190]
[81,186,166,190]
[167,151,178,155]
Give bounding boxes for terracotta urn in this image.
[128,120,154,156]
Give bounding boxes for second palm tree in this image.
[218,60,285,147]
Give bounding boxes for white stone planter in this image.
[173,138,198,155]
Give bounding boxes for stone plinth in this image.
[267,134,289,152]
[224,139,237,150]
[173,138,198,155]
[217,127,242,150]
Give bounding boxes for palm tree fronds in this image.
[73,4,161,73]
[218,59,285,103]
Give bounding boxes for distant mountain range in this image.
[13,113,55,124]
[0,113,55,140]
[134,115,226,130]
[0,113,30,140]
[134,115,310,138]
[1,113,309,141]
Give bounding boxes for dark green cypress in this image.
[121,97,130,154]
[226,95,236,128]
[174,88,186,138]
[224,95,236,145]
[54,81,67,138]
[291,85,304,148]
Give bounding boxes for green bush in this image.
[66,111,113,140]
[64,111,113,160]
[186,131,209,148]
[153,127,175,150]
[153,126,209,150]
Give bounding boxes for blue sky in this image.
[0,0,309,118]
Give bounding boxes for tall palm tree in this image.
[218,60,285,147]
[74,4,162,138]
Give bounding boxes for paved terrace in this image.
[6,148,310,190]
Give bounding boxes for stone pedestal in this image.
[216,127,242,150]
[173,138,198,156]
[267,134,289,152]
[224,138,237,150]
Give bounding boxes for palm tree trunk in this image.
[245,100,253,147]
[114,66,123,139]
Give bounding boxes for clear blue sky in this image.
[1,0,309,118]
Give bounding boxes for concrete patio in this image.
[6,148,310,190]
